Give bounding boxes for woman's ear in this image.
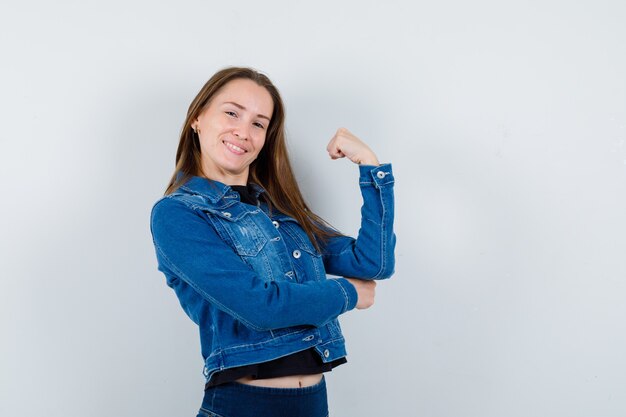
[191,118,200,132]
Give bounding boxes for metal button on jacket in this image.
[376,171,386,179]
[292,249,301,259]
[272,220,279,228]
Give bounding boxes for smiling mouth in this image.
[223,141,247,154]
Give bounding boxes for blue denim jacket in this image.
[150,163,395,382]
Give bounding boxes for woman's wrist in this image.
[358,152,379,166]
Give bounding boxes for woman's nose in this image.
[233,124,250,140]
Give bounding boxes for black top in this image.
[230,184,258,207]
[206,348,347,388]
[205,184,347,388]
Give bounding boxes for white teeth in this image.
[225,142,245,153]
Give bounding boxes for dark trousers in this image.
[197,376,329,417]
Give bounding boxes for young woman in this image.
[150,67,395,417]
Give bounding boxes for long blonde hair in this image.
[165,66,340,248]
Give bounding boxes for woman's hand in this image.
[344,278,377,309]
[326,128,380,166]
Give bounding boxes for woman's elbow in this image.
[373,256,395,279]
[373,235,396,279]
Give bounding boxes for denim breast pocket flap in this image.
[203,206,268,256]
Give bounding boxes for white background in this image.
[1,1,625,416]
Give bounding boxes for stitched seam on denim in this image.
[171,191,264,216]
[316,334,346,345]
[168,193,210,209]
[312,251,324,281]
[180,184,225,202]
[154,243,262,331]
[219,327,311,353]
[201,205,262,218]
[374,187,388,279]
[210,387,218,416]
[330,279,350,313]
[198,406,224,417]
[201,327,315,360]
[360,170,395,187]
[209,328,340,353]
[280,222,320,256]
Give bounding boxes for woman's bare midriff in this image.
[236,373,323,388]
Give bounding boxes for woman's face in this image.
[192,78,274,185]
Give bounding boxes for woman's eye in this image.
[225,111,237,117]
[253,122,265,129]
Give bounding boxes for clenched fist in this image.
[326,128,380,166]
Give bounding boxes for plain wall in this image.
[1,0,625,416]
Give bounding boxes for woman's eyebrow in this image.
[223,101,271,121]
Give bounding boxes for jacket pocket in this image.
[204,207,269,257]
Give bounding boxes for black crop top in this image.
[205,184,346,388]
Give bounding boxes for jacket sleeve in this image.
[150,197,358,332]
[319,163,396,280]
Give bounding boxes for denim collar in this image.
[176,171,265,204]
